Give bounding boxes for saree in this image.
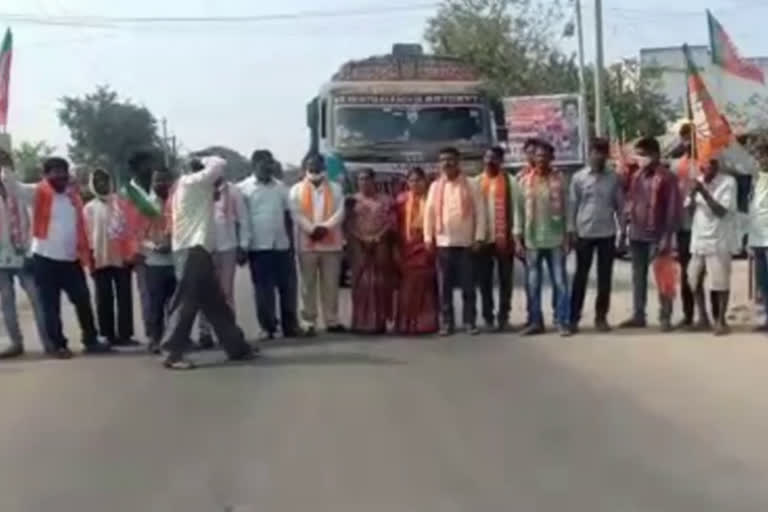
[346,193,396,334]
[394,191,439,335]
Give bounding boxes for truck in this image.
[306,44,497,194]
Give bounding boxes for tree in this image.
[13,140,55,183]
[192,146,252,182]
[58,86,160,183]
[425,0,674,139]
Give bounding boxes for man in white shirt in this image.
[687,159,737,336]
[84,168,136,347]
[196,176,249,349]
[424,147,486,336]
[289,153,346,336]
[2,157,112,358]
[239,150,299,339]
[0,141,53,358]
[749,155,768,332]
[162,156,255,370]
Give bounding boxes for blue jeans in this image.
[0,260,53,351]
[526,247,570,328]
[754,247,768,326]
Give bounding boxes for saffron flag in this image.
[708,10,764,84]
[119,180,161,218]
[606,107,626,169]
[684,44,733,167]
[0,29,12,128]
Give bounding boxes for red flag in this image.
[708,11,764,84]
[684,44,733,166]
[0,29,12,128]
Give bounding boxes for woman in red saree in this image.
[346,168,396,334]
[395,167,439,335]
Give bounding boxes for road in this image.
[1,260,768,511]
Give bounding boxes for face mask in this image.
[308,172,325,183]
[635,156,652,169]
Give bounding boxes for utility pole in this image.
[593,0,606,136]
[575,0,589,158]
[161,117,170,168]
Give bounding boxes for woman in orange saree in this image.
[346,168,396,334]
[394,167,439,335]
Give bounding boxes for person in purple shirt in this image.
[619,137,681,332]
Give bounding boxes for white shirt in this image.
[289,178,345,252]
[171,156,225,252]
[424,177,485,248]
[211,183,248,253]
[749,172,768,247]
[690,173,738,255]
[238,176,291,251]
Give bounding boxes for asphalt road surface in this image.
[1,261,768,511]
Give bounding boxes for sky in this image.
[4,0,768,164]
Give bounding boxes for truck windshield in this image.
[334,106,487,147]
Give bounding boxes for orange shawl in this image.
[481,171,509,250]
[404,190,425,242]
[300,179,337,246]
[32,180,91,268]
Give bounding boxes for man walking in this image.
[568,138,624,332]
[424,147,486,336]
[84,169,136,347]
[687,159,737,335]
[289,153,346,336]
[196,176,249,349]
[620,137,681,332]
[2,157,111,358]
[0,138,52,358]
[239,150,299,340]
[514,141,572,336]
[161,155,254,370]
[749,146,768,332]
[473,146,516,332]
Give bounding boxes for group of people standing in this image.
[0,125,763,370]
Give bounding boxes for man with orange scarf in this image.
[620,137,681,332]
[289,153,346,336]
[671,123,697,329]
[513,141,572,337]
[424,146,486,336]
[472,146,517,332]
[2,157,112,358]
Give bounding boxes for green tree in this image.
[192,146,252,182]
[58,86,160,183]
[425,0,674,138]
[13,140,55,183]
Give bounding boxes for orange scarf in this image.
[481,171,509,250]
[434,175,472,234]
[32,180,91,268]
[300,179,336,246]
[520,168,564,225]
[404,191,425,242]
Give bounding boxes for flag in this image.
[119,180,161,218]
[684,44,733,166]
[707,10,764,84]
[0,29,13,128]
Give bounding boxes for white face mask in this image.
[635,156,652,169]
[308,171,325,183]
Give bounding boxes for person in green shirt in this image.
[513,140,572,336]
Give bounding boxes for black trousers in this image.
[676,231,694,323]
[162,246,250,358]
[570,237,615,325]
[92,266,134,342]
[474,244,513,326]
[145,264,177,342]
[32,254,99,350]
[437,247,476,329]
[248,250,298,335]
